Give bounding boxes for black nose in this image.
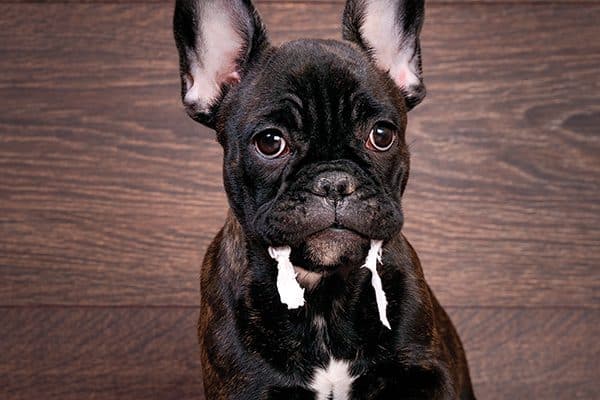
[311,171,357,199]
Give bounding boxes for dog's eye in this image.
[366,122,397,152]
[254,129,288,159]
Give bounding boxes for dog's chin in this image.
[291,227,371,275]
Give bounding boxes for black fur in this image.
[173,1,475,399]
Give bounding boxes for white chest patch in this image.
[310,359,355,400]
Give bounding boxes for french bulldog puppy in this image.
[173,0,476,399]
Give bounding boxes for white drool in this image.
[268,240,391,329]
[268,246,305,309]
[361,240,391,329]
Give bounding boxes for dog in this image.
[173,0,475,398]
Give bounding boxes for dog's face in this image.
[174,0,426,272]
[223,41,410,270]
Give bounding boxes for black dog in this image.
[174,0,475,398]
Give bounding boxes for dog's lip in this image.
[302,224,369,250]
[314,224,367,238]
[265,222,370,249]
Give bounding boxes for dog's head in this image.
[174,0,426,273]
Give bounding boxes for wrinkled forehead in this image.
[232,40,406,139]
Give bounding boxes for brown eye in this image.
[254,129,288,159]
[367,122,396,152]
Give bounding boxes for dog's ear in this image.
[343,0,426,110]
[173,0,269,127]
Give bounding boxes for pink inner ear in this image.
[395,68,408,89]
[389,61,421,93]
[222,70,241,85]
[183,72,194,91]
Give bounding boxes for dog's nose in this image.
[311,171,357,198]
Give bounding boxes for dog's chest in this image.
[310,359,355,400]
[308,316,356,399]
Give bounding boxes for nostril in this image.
[336,176,356,196]
[311,173,357,198]
[336,180,348,195]
[313,177,332,196]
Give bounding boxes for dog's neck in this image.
[218,209,438,361]
[219,210,427,310]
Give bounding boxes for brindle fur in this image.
[173,0,477,398]
[199,213,475,399]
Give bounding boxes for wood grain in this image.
[0,308,205,400]
[0,3,598,307]
[0,2,598,399]
[449,307,600,399]
[0,307,597,399]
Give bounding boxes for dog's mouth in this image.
[310,224,366,245]
[268,238,391,329]
[289,223,371,276]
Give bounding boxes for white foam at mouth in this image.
[268,241,391,329]
[361,240,391,329]
[268,246,305,309]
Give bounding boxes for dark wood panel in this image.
[0,3,598,306]
[406,3,600,308]
[448,307,600,399]
[0,307,204,400]
[0,307,597,399]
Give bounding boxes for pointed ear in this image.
[343,0,426,110]
[173,0,269,127]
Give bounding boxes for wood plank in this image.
[0,307,597,399]
[0,3,598,306]
[407,3,600,308]
[448,307,600,399]
[0,307,205,400]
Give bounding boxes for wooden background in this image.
[0,0,598,399]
